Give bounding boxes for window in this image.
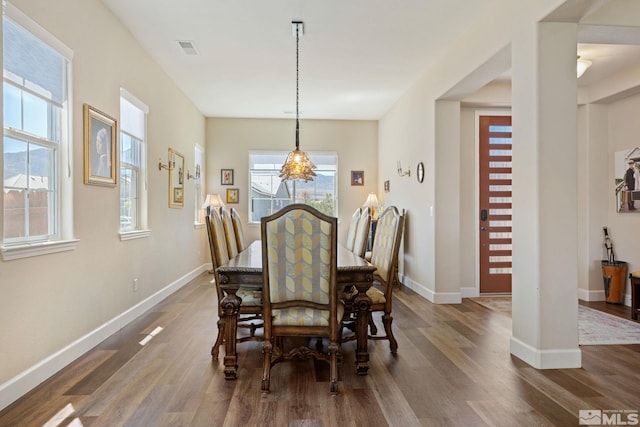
[249,151,337,223]
[2,5,76,259]
[119,89,148,238]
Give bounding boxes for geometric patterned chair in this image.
[343,207,361,252]
[260,204,341,395]
[206,209,262,359]
[352,206,371,258]
[364,206,405,354]
[230,207,247,252]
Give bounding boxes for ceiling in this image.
[101,0,640,120]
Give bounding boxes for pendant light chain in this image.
[295,23,300,150]
[279,20,316,182]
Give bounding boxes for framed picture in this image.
[221,169,234,185]
[351,170,364,186]
[83,104,117,186]
[226,188,239,204]
[614,148,640,213]
[168,148,185,208]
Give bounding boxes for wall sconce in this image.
[158,157,174,171]
[397,160,411,177]
[187,164,201,180]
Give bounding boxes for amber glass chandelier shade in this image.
[279,148,317,182]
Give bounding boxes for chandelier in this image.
[279,21,316,182]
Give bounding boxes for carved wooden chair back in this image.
[344,208,361,252]
[260,204,340,394]
[352,206,371,258]
[230,207,247,252]
[206,209,262,359]
[367,205,405,353]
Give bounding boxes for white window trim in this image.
[1,238,79,261]
[118,87,150,239]
[119,229,151,241]
[2,2,77,260]
[248,150,338,225]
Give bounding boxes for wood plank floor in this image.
[1,273,639,426]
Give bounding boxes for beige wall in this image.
[602,93,640,293]
[205,118,378,244]
[378,0,639,368]
[0,0,207,404]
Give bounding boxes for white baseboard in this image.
[400,275,461,304]
[460,286,479,298]
[578,288,631,306]
[510,336,582,369]
[578,288,605,301]
[0,264,209,412]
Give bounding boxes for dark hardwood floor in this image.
[1,273,639,426]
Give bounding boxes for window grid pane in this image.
[119,131,142,231]
[249,152,337,223]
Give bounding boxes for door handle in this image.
[480,209,488,221]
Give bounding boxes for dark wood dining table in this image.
[216,240,377,380]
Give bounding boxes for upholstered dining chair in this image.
[206,209,262,359]
[352,206,371,258]
[230,207,247,252]
[220,206,239,259]
[364,205,405,354]
[260,204,341,395]
[344,208,361,252]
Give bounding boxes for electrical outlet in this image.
[133,278,138,292]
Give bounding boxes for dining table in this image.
[216,240,377,380]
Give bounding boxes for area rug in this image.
[470,296,640,345]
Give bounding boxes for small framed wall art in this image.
[83,104,117,186]
[221,169,234,185]
[351,170,364,186]
[226,188,239,204]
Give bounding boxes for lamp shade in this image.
[363,193,379,218]
[202,193,224,210]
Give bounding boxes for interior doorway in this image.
[479,115,512,294]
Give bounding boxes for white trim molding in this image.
[510,336,582,369]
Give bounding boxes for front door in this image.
[479,115,512,294]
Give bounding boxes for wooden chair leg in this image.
[369,315,378,336]
[211,318,225,359]
[261,340,273,393]
[329,341,339,395]
[382,313,398,354]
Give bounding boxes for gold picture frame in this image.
[168,148,185,208]
[226,188,239,204]
[83,104,117,186]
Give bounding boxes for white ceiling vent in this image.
[177,40,198,55]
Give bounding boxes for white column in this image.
[434,100,462,303]
[510,22,581,368]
